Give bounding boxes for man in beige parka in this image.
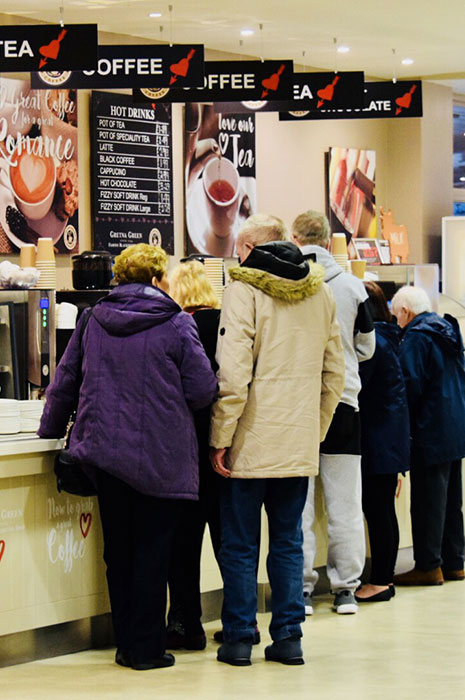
[210,214,345,666]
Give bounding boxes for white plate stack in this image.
[204,258,226,305]
[34,238,56,290]
[0,399,20,434]
[19,400,44,433]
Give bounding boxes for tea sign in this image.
[0,24,98,72]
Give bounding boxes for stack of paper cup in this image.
[56,302,78,329]
[19,244,36,269]
[331,233,350,272]
[204,257,226,305]
[35,238,56,289]
[0,399,20,434]
[19,399,44,433]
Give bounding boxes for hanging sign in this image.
[0,24,98,72]
[133,60,294,104]
[91,92,174,254]
[214,71,365,113]
[31,44,205,90]
[279,81,423,120]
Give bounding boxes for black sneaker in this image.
[265,637,304,665]
[217,640,252,666]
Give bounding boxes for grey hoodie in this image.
[300,245,375,409]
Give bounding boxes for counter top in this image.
[0,435,64,458]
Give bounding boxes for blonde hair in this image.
[291,210,331,247]
[170,260,220,310]
[237,213,288,248]
[113,243,168,285]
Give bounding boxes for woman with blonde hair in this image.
[167,258,222,651]
[39,244,217,670]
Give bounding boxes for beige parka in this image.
[210,262,345,478]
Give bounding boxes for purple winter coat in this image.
[38,283,218,500]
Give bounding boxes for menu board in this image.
[91,91,174,254]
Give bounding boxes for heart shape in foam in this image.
[396,93,412,110]
[170,58,190,78]
[39,39,61,61]
[80,513,92,539]
[317,84,335,102]
[19,155,47,195]
[0,540,5,563]
[262,74,280,92]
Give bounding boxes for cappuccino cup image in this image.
[1,146,56,221]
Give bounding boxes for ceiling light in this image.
[149,12,162,18]
[402,58,414,65]
[460,177,465,182]
[240,28,255,37]
[337,45,350,53]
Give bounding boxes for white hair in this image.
[391,285,432,316]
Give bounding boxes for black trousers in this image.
[361,472,399,585]
[168,463,222,636]
[96,469,182,662]
[410,458,465,572]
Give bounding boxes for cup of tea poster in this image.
[184,103,257,258]
[0,76,79,255]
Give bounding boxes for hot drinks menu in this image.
[91,91,174,254]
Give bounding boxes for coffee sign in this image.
[0,24,98,72]
[133,60,294,104]
[31,44,205,90]
[279,81,423,120]
[214,71,365,113]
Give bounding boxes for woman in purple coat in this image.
[39,244,217,670]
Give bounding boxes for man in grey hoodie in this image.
[291,210,375,614]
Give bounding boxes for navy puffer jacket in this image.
[359,322,410,475]
[398,312,465,467]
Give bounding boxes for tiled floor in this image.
[2,581,465,700]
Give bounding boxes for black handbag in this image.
[54,309,97,497]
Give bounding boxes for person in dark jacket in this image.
[355,282,410,603]
[391,285,465,586]
[165,259,222,651]
[38,244,217,670]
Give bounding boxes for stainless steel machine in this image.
[0,289,56,399]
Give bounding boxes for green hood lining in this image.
[228,263,325,303]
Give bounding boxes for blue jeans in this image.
[220,477,308,643]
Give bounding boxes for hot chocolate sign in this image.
[0,77,79,255]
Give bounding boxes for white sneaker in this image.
[303,591,314,616]
[333,590,358,614]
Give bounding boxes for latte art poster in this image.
[0,76,79,255]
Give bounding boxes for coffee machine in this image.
[0,289,56,399]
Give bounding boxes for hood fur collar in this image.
[228,263,325,303]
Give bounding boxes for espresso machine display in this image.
[28,291,56,393]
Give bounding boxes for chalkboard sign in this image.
[91,91,174,254]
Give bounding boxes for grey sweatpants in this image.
[302,453,366,594]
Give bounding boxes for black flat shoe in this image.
[166,630,207,650]
[131,654,175,670]
[355,587,392,603]
[115,648,131,667]
[265,637,304,665]
[217,641,252,666]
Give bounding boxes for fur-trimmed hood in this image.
[228,264,325,303]
[229,241,325,303]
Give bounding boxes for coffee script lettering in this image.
[47,527,86,574]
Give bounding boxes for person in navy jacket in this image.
[392,286,465,586]
[355,282,410,603]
